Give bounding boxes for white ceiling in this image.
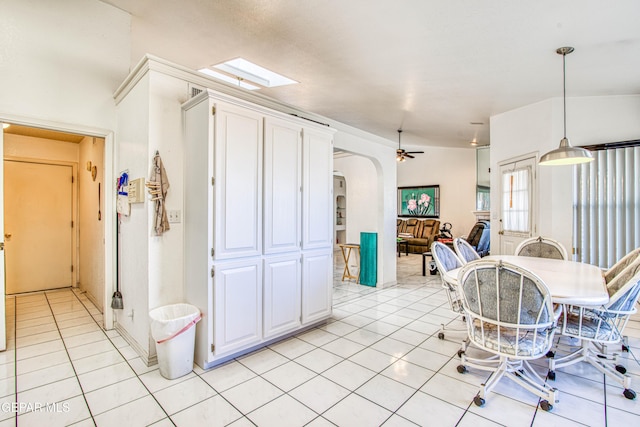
[102,0,640,149]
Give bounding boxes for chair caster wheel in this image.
[438,332,445,340]
[622,344,629,352]
[623,389,636,400]
[547,370,556,381]
[615,365,627,374]
[539,400,553,411]
[457,350,464,358]
[545,351,555,358]
[473,395,485,407]
[457,365,467,374]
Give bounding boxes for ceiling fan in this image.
[396,129,424,162]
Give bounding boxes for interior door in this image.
[4,160,73,293]
[498,156,537,255]
[0,128,5,350]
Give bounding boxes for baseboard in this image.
[200,319,328,370]
[115,321,157,366]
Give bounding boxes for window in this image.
[501,167,531,233]
[574,144,640,268]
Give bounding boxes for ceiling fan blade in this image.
[405,153,415,158]
[406,151,424,154]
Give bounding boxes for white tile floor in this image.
[1,253,639,426]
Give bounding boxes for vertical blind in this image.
[574,146,640,268]
[502,167,531,233]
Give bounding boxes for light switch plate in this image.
[168,210,181,223]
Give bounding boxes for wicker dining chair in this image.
[548,255,640,400]
[515,236,568,260]
[453,237,481,265]
[457,260,559,411]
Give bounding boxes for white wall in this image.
[397,146,477,239]
[0,0,130,131]
[114,73,153,357]
[113,68,200,361]
[490,95,640,254]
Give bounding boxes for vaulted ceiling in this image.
[102,0,640,149]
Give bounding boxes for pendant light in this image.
[539,47,594,166]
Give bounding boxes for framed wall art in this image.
[397,185,440,218]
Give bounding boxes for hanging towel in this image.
[148,152,170,235]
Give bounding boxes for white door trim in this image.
[0,113,115,330]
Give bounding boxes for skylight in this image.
[197,68,260,90]
[198,58,298,90]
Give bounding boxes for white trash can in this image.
[149,303,201,380]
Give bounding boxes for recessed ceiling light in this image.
[197,68,260,90]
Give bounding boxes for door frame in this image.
[497,153,538,255]
[0,113,115,330]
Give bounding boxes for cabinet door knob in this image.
[4,233,11,239]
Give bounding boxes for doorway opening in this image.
[498,155,537,255]
[3,124,106,311]
[332,149,383,304]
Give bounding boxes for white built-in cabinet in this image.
[183,89,335,369]
[263,254,301,339]
[302,250,333,324]
[263,117,301,254]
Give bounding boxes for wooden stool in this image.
[338,243,360,282]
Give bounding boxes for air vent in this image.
[189,84,205,98]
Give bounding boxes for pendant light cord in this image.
[562,51,567,139]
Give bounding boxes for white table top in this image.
[444,255,609,306]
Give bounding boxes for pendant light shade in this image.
[539,47,594,166]
[539,137,593,165]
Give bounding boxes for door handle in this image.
[498,230,504,235]
[4,233,11,239]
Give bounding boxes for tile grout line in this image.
[178,281,440,424]
[66,289,176,426]
[10,296,17,427]
[41,291,97,426]
[220,286,462,425]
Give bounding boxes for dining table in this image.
[443,255,609,306]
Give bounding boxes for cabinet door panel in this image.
[264,118,301,254]
[302,129,333,249]
[213,260,262,356]
[302,250,332,324]
[263,255,301,339]
[215,104,263,259]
